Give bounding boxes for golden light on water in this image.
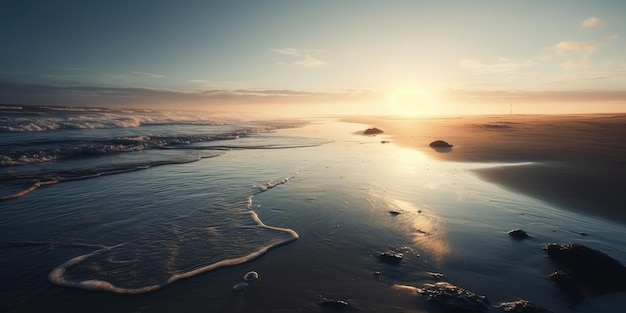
[386,198,450,261]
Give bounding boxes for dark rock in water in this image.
[378,251,403,264]
[232,282,249,291]
[243,271,259,281]
[418,281,490,312]
[429,140,453,148]
[499,300,554,313]
[318,298,350,311]
[550,270,583,304]
[388,210,401,216]
[507,229,529,239]
[545,243,626,294]
[364,127,383,135]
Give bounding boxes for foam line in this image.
[0,180,58,201]
[48,211,298,294]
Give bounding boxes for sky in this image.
[1,0,626,116]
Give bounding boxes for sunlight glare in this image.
[388,89,433,116]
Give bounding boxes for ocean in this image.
[1,105,625,312]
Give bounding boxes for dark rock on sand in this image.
[378,251,403,264]
[380,140,390,144]
[545,243,626,294]
[388,210,401,216]
[507,229,529,239]
[429,140,453,148]
[364,127,383,135]
[498,300,554,313]
[318,298,350,311]
[418,281,490,312]
[550,270,583,304]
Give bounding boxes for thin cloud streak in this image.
[459,58,535,74]
[0,81,379,109]
[581,16,601,29]
[129,71,165,78]
[554,41,598,56]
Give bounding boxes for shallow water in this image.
[2,116,625,312]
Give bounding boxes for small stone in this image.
[243,271,259,282]
[378,251,403,264]
[429,140,453,148]
[508,229,529,239]
[427,272,444,279]
[232,282,249,291]
[364,127,383,135]
[388,210,401,216]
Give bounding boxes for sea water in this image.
[2,106,625,312]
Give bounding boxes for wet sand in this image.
[348,114,626,223]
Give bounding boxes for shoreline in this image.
[345,114,626,224]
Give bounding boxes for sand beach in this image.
[350,114,626,224]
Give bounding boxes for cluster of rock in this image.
[417,281,554,313]
[378,251,403,264]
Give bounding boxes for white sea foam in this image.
[48,210,298,294]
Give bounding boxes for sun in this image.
[388,89,433,116]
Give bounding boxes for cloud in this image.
[554,41,598,55]
[458,59,483,68]
[273,48,300,55]
[581,16,601,28]
[0,81,379,110]
[458,57,535,74]
[444,88,626,104]
[273,48,328,68]
[129,71,164,78]
[294,56,326,67]
[561,55,590,69]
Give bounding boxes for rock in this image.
[232,282,249,291]
[545,243,626,294]
[429,140,453,148]
[363,127,383,135]
[378,251,403,264]
[427,272,444,279]
[318,298,350,311]
[380,140,390,144]
[388,210,401,216]
[243,271,259,281]
[550,270,583,304]
[418,281,490,312]
[507,229,529,239]
[499,300,554,313]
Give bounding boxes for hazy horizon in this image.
[2,0,626,116]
